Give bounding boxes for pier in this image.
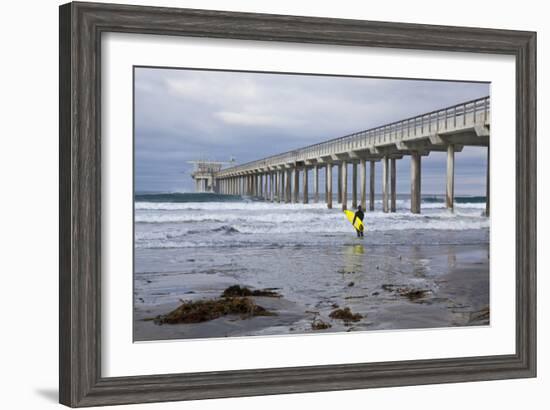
[196,96,490,215]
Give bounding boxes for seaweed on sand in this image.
[311,319,331,330]
[402,289,430,301]
[309,312,332,330]
[153,297,275,325]
[381,284,431,301]
[221,285,281,298]
[329,307,363,324]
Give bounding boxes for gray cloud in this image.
[134,67,489,193]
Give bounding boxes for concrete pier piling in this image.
[352,162,358,209]
[303,167,309,204]
[270,173,274,201]
[337,164,342,204]
[326,164,333,209]
[293,168,299,203]
[285,169,291,203]
[390,158,396,213]
[446,144,455,211]
[486,145,490,217]
[274,172,279,202]
[382,156,389,213]
[341,161,348,211]
[411,152,421,214]
[313,165,319,203]
[360,159,366,210]
[369,161,375,211]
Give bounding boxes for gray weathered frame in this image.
[59,1,536,407]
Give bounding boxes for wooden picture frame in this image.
[59,1,536,407]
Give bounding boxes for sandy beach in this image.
[134,236,489,341]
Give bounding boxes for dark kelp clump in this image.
[329,307,363,323]
[153,297,275,325]
[221,285,281,298]
[402,289,430,301]
[311,318,332,330]
[309,312,332,330]
[381,284,431,301]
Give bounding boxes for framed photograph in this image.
[59,1,536,407]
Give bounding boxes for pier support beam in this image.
[341,161,348,211]
[382,156,389,213]
[313,165,319,202]
[360,159,366,210]
[293,167,299,203]
[390,158,397,212]
[486,145,490,217]
[370,161,375,211]
[446,144,455,212]
[303,167,309,203]
[411,152,422,214]
[352,162,358,209]
[337,164,342,204]
[327,164,333,209]
[264,173,268,200]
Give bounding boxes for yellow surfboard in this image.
[344,210,365,232]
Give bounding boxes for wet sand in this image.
[134,241,489,341]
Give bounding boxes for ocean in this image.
[134,193,490,340]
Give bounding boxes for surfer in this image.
[353,206,365,237]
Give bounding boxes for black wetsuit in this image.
[353,210,365,237]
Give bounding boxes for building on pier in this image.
[188,160,225,193]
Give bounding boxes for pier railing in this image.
[216,96,490,176]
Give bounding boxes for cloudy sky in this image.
[134,67,489,195]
